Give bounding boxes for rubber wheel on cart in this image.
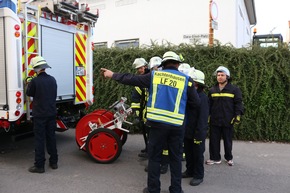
[113,128,128,145]
[85,128,122,164]
[75,110,114,151]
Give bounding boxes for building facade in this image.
[87,0,256,48]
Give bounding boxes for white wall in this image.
[89,0,253,48]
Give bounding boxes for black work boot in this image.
[138,152,148,159]
[28,166,45,173]
[190,178,203,186]
[49,163,58,169]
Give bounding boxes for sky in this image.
[254,0,290,40]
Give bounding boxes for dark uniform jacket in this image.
[26,72,57,117]
[131,68,150,122]
[185,90,209,141]
[112,66,200,130]
[208,82,243,127]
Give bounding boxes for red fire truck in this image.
[0,0,98,134]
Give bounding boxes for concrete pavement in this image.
[1,129,290,193]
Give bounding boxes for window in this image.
[94,42,108,48]
[114,39,139,48]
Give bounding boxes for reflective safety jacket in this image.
[131,86,149,122]
[130,69,150,122]
[208,82,244,127]
[112,66,200,130]
[146,69,189,126]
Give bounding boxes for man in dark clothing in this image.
[206,66,244,166]
[26,56,58,173]
[131,58,150,158]
[101,51,200,193]
[182,69,209,186]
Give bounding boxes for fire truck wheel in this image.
[75,110,114,151]
[85,128,122,164]
[113,129,128,146]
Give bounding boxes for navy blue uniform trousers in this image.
[147,126,184,193]
[183,138,205,179]
[209,125,233,161]
[33,116,58,168]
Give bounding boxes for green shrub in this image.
[90,45,290,142]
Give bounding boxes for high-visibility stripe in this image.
[134,86,142,95]
[147,108,184,120]
[131,102,140,108]
[76,77,86,99]
[147,113,184,126]
[162,150,169,155]
[22,21,37,110]
[56,119,68,130]
[211,93,234,98]
[75,32,87,103]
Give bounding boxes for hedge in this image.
[91,44,290,142]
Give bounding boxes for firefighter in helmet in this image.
[148,56,162,71]
[145,56,169,174]
[131,58,150,158]
[26,56,58,173]
[100,51,200,193]
[182,68,209,186]
[178,63,191,75]
[206,66,244,166]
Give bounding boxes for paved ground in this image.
[1,128,290,193]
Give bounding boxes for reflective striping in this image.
[22,21,37,110]
[147,108,184,119]
[135,86,142,95]
[75,32,87,103]
[76,33,86,63]
[211,93,235,98]
[147,113,184,126]
[131,102,141,108]
[76,76,86,98]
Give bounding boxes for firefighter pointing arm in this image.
[101,51,201,193]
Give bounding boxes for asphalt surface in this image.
[1,128,290,193]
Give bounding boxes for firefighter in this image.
[182,68,209,186]
[178,63,191,75]
[26,56,58,173]
[146,56,169,174]
[206,66,244,166]
[101,51,200,193]
[178,63,193,161]
[131,58,150,158]
[148,56,162,71]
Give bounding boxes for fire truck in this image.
[0,0,98,134]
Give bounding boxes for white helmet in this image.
[214,66,230,77]
[149,56,162,69]
[189,68,205,85]
[161,51,182,65]
[132,58,148,69]
[31,56,51,72]
[178,63,191,75]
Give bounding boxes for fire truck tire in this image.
[75,110,114,151]
[85,128,122,164]
[113,129,128,145]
